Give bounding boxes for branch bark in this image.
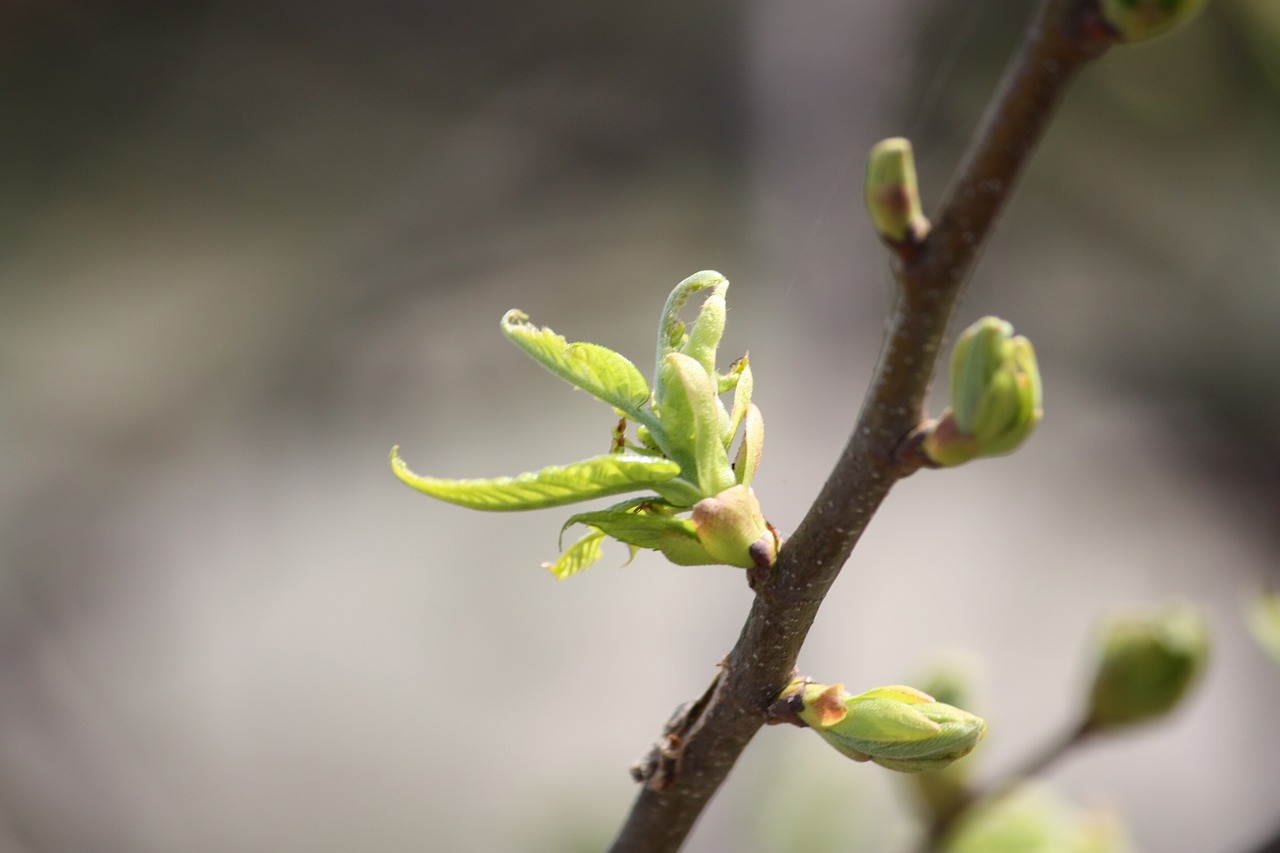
[607,3,1113,851]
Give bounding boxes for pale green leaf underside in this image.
[544,528,607,579]
[562,506,699,551]
[664,352,735,496]
[725,357,752,442]
[390,448,681,511]
[734,403,764,487]
[501,310,655,426]
[558,496,675,544]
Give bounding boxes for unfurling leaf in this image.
[681,284,727,377]
[501,310,657,429]
[393,270,774,575]
[390,448,680,511]
[654,270,728,405]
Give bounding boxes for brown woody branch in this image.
[606,2,1113,851]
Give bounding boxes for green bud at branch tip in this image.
[865,137,929,245]
[1085,600,1209,730]
[1099,0,1208,43]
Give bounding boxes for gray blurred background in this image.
[3,1,1280,851]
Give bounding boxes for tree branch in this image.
[606,3,1112,851]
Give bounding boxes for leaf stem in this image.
[606,3,1111,851]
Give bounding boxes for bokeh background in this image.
[4,1,1280,851]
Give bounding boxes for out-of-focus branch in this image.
[606,3,1113,851]
[918,719,1094,851]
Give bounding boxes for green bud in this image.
[689,484,776,570]
[783,681,986,773]
[865,137,929,244]
[1085,601,1209,730]
[923,316,1042,466]
[1246,588,1280,668]
[943,784,1133,853]
[1099,0,1208,43]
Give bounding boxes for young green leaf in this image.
[654,270,727,405]
[501,310,658,431]
[390,448,681,511]
[733,403,765,487]
[556,496,674,546]
[681,284,727,377]
[724,357,753,445]
[650,476,709,509]
[562,505,700,552]
[543,527,607,579]
[663,353,736,496]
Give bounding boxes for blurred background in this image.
[3,0,1280,850]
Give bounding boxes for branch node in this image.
[894,423,938,477]
[746,523,784,600]
[764,678,809,728]
[629,665,727,791]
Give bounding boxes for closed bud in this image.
[782,681,986,773]
[865,137,929,244]
[1099,0,1208,43]
[689,484,776,570]
[924,317,1042,466]
[1085,601,1209,730]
